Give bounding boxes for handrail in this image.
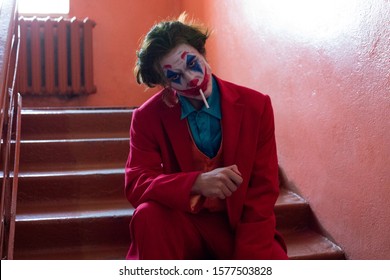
[0,0,20,260]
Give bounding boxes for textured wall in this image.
[182,0,390,259]
[20,0,390,259]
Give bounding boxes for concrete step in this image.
[13,204,133,260]
[16,178,310,234]
[18,138,129,172]
[21,108,133,140]
[13,243,130,260]
[16,169,129,213]
[282,229,345,260]
[14,185,344,260]
[14,209,344,260]
[275,188,312,232]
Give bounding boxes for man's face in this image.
[159,44,212,100]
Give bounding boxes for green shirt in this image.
[178,77,222,158]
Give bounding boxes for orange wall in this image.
[181,0,389,259]
[23,0,390,259]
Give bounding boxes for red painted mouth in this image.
[187,78,199,88]
[178,68,210,96]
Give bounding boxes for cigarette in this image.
[199,89,210,109]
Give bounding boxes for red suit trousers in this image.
[126,201,288,260]
[126,201,234,260]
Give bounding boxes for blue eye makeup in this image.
[166,69,181,84]
[186,54,203,74]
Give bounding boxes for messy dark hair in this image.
[134,13,210,88]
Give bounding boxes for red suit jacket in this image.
[125,75,286,259]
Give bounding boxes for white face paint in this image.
[160,44,213,100]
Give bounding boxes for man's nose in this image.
[187,78,199,88]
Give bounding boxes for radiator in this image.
[17,16,97,95]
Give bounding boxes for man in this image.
[125,14,288,260]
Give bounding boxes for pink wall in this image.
[22,0,389,259]
[181,0,389,259]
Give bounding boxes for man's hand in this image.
[191,165,243,199]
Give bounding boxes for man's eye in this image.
[171,74,181,81]
[188,59,197,68]
[187,57,203,74]
[166,70,181,84]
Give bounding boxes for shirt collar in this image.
[179,76,222,120]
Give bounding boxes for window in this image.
[18,0,69,14]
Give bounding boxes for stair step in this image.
[17,179,309,233]
[13,188,322,260]
[14,210,344,260]
[16,169,128,213]
[13,205,134,260]
[18,138,129,172]
[275,189,311,231]
[13,244,129,260]
[15,232,344,260]
[16,203,134,221]
[21,108,133,140]
[282,229,345,260]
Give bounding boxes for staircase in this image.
[13,108,345,260]
[13,108,133,259]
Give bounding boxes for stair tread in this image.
[18,138,129,172]
[18,168,124,177]
[21,108,133,140]
[20,136,128,143]
[16,203,133,221]
[16,186,301,217]
[21,137,129,143]
[283,229,345,260]
[276,188,307,206]
[14,229,344,260]
[14,243,129,260]
[22,107,134,114]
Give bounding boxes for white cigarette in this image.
[199,89,210,109]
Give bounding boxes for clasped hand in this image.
[191,165,243,199]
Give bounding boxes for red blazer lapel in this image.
[218,78,245,166]
[160,103,195,172]
[215,77,247,227]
